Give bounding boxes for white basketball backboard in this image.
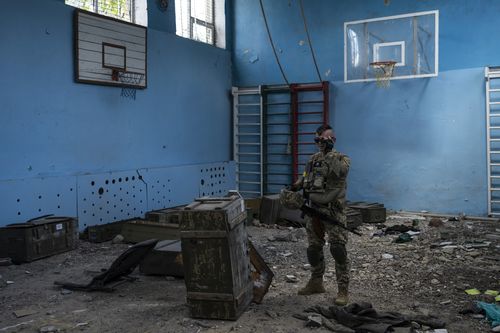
[344,10,439,83]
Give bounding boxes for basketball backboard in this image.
[344,10,439,83]
[74,9,147,88]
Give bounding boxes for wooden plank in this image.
[79,72,146,87]
[187,292,234,302]
[78,32,145,53]
[78,61,145,79]
[248,240,273,304]
[180,231,228,238]
[78,72,146,87]
[78,50,145,71]
[103,43,125,56]
[78,40,145,61]
[78,57,145,73]
[79,13,146,38]
[79,73,116,82]
[78,23,145,47]
[103,53,125,69]
[78,61,113,74]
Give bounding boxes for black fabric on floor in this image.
[303,302,445,333]
[385,225,419,234]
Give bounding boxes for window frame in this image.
[175,0,225,49]
[189,0,216,46]
[66,0,137,25]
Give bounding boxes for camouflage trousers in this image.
[305,207,350,290]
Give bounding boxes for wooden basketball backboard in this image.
[74,9,147,88]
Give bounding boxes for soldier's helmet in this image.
[279,189,304,209]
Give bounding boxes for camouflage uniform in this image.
[298,149,351,292]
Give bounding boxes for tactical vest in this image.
[302,150,349,208]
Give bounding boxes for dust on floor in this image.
[0,212,499,333]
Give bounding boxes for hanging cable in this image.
[298,0,322,82]
[258,0,290,86]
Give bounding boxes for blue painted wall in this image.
[232,0,490,215]
[0,0,233,226]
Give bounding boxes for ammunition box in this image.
[180,194,253,320]
[0,216,78,264]
[139,240,183,277]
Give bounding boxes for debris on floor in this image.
[0,210,497,332]
[0,257,12,266]
[13,308,38,318]
[54,239,158,292]
[249,240,274,304]
[475,302,500,329]
[296,302,446,332]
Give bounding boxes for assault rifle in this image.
[299,203,362,236]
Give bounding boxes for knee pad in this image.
[307,245,324,267]
[330,243,347,265]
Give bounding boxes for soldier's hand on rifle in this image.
[290,178,303,192]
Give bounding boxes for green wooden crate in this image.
[180,194,253,321]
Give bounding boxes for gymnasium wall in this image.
[232,0,491,215]
[0,0,234,227]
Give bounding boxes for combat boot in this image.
[298,277,325,295]
[334,286,349,306]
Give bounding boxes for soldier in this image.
[285,124,351,306]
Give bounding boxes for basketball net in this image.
[370,61,396,88]
[112,70,145,100]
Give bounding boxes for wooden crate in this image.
[0,216,78,263]
[346,208,363,229]
[259,194,281,225]
[348,202,386,223]
[139,240,183,277]
[180,194,253,320]
[245,198,262,225]
[121,219,180,243]
[145,206,185,224]
[83,220,127,243]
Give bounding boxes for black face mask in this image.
[314,137,334,150]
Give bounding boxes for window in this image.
[65,0,148,26]
[175,0,226,48]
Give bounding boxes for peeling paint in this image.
[298,40,305,46]
[324,69,331,77]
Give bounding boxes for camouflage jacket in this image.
[296,149,350,209]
